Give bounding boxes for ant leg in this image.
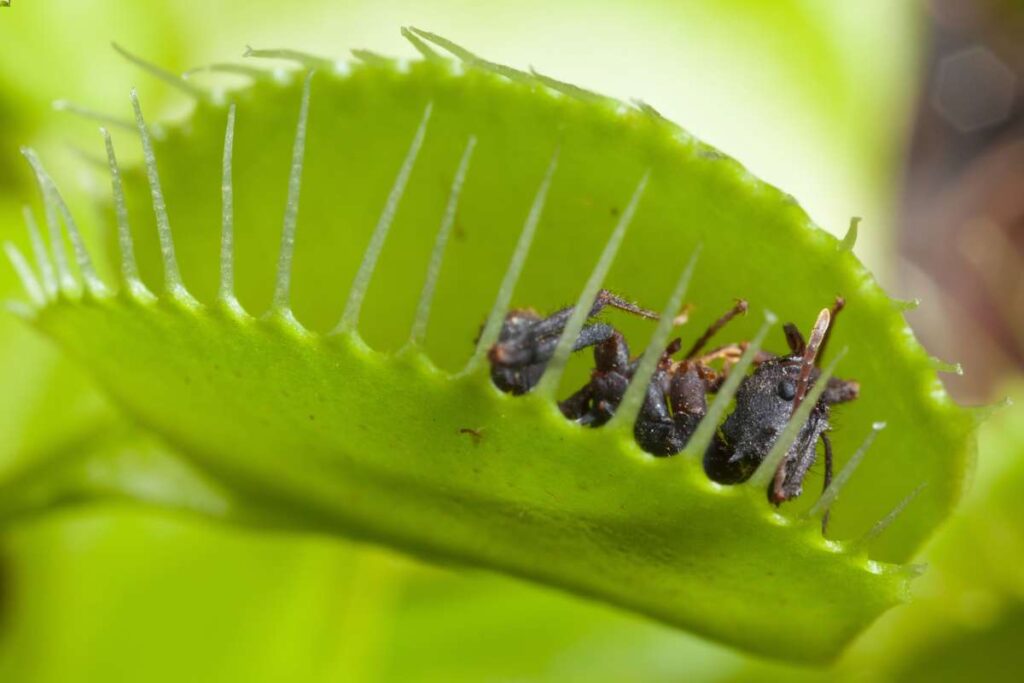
[494,319,616,369]
[589,289,661,321]
[527,289,657,342]
[592,328,632,372]
[560,329,631,423]
[692,343,746,366]
[820,432,834,534]
[634,379,684,456]
[817,296,845,364]
[683,299,749,359]
[559,383,593,420]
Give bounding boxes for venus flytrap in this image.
[2,32,978,663]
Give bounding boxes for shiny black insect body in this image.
[703,299,859,507]
[560,300,749,455]
[488,289,659,395]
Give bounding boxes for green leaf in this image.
[4,38,974,662]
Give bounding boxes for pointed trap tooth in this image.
[351,49,393,66]
[112,42,208,101]
[684,311,777,457]
[101,127,153,301]
[21,148,75,294]
[3,242,45,306]
[529,67,616,106]
[840,216,861,251]
[409,135,477,347]
[806,421,886,520]
[271,72,314,316]
[855,482,928,550]
[22,148,107,296]
[183,63,270,81]
[407,28,533,84]
[53,99,133,131]
[608,247,700,430]
[130,88,196,305]
[929,356,963,375]
[335,101,433,334]
[401,26,443,62]
[534,171,650,400]
[968,396,1013,427]
[243,45,337,71]
[465,146,559,373]
[218,103,241,310]
[748,348,848,491]
[892,297,921,312]
[21,206,56,299]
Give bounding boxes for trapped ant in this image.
[488,289,660,395]
[703,298,859,515]
[560,300,749,456]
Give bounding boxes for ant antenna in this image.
[683,299,748,359]
[816,297,845,364]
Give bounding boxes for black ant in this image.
[559,300,749,455]
[488,289,660,395]
[488,290,859,527]
[703,298,859,512]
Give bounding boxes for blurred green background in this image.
[1,1,1022,681]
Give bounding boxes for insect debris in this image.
[486,292,859,528]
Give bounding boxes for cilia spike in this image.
[533,171,650,399]
[219,104,238,309]
[131,88,194,304]
[113,42,209,101]
[21,149,73,293]
[605,248,701,431]
[468,146,560,374]
[271,71,315,317]
[336,101,434,333]
[3,242,44,306]
[101,127,152,300]
[409,135,477,347]
[22,148,107,297]
[21,206,57,299]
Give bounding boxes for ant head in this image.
[704,306,833,488]
[704,356,802,483]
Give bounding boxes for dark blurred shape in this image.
[899,0,1024,401]
[933,46,1016,132]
